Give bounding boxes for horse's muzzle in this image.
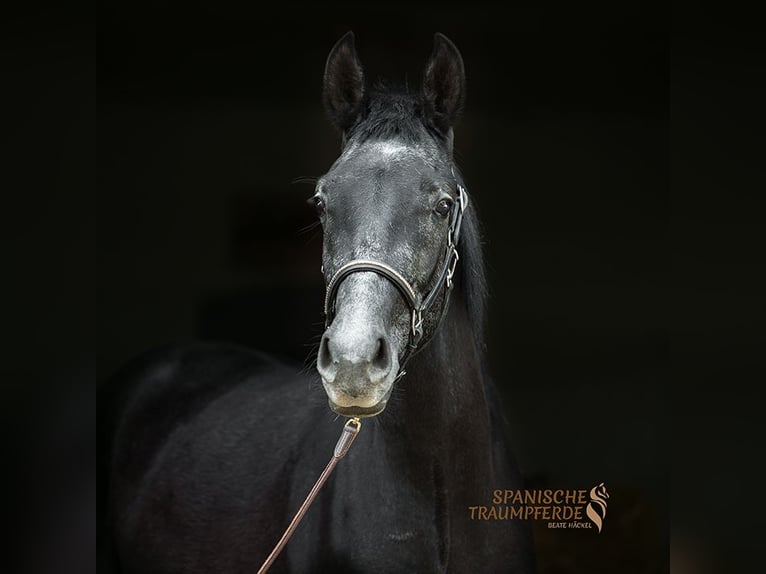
[317,323,397,417]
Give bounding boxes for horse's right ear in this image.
[323,31,366,133]
[422,33,465,137]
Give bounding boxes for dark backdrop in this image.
[98,2,668,572]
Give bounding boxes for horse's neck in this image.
[381,298,495,481]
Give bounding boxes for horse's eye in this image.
[434,197,453,218]
[309,195,326,216]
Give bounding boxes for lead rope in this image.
[256,417,362,574]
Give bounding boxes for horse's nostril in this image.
[371,337,390,372]
[317,334,336,378]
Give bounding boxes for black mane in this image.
[456,200,488,351]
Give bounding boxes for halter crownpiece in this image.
[323,180,469,379]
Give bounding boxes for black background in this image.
[12,3,766,573]
[95,2,668,572]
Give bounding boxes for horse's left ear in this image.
[422,33,466,136]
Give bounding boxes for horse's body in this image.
[107,32,535,573]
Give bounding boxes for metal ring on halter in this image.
[344,417,362,432]
[458,184,468,213]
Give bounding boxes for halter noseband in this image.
[323,181,469,380]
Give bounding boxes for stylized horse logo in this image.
[586,482,609,533]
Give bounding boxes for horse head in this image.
[314,32,469,417]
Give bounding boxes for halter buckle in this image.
[411,308,423,338]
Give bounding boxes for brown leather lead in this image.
[256,418,361,574]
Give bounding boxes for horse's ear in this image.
[422,33,466,135]
[323,31,366,132]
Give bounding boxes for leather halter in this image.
[323,181,469,379]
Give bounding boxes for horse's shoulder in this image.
[108,341,290,406]
[104,342,302,478]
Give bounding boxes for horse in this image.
[104,32,535,573]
